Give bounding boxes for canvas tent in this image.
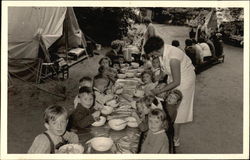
[8,7,87,81]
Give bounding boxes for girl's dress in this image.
[159,44,196,123]
[141,130,169,153]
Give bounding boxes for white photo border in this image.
[1,1,249,159]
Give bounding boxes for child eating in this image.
[28,105,79,153]
[93,76,115,108]
[141,54,152,70]
[140,109,169,153]
[151,57,164,82]
[139,70,158,94]
[98,57,117,83]
[74,76,94,108]
[68,87,101,131]
[112,61,121,72]
[132,98,151,132]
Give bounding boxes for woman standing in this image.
[144,36,196,147]
[141,17,156,55]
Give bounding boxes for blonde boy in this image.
[28,105,79,153]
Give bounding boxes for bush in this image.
[74,7,139,46]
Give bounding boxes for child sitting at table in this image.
[112,61,121,73]
[79,76,93,89]
[132,98,151,132]
[151,56,164,82]
[163,89,183,123]
[139,70,158,94]
[68,87,101,131]
[140,108,169,153]
[161,89,183,152]
[141,54,152,70]
[98,57,117,83]
[93,76,115,108]
[144,94,163,110]
[28,105,79,154]
[117,55,125,65]
[74,76,94,108]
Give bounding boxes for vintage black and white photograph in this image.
[2,0,249,159]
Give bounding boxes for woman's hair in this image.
[98,57,112,66]
[185,39,193,46]
[141,70,154,82]
[79,76,92,83]
[172,40,180,47]
[144,36,164,54]
[44,105,68,123]
[148,108,168,129]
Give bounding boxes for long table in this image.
[77,78,143,154]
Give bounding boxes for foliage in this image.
[153,8,212,25]
[74,7,140,46]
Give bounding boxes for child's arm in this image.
[72,109,96,129]
[138,115,149,132]
[64,131,79,144]
[28,134,51,153]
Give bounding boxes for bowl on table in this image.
[134,89,144,98]
[87,137,113,152]
[125,72,134,78]
[137,68,144,73]
[134,72,142,77]
[101,105,114,115]
[125,117,138,128]
[58,144,84,154]
[120,68,128,74]
[106,99,119,108]
[92,116,106,127]
[108,119,127,131]
[131,62,140,69]
[117,74,126,79]
[115,88,124,94]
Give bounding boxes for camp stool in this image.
[41,63,57,80]
[59,64,69,80]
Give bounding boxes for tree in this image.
[74,7,139,46]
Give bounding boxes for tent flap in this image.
[8,7,86,81]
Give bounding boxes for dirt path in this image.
[7,24,243,154]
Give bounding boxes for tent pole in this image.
[65,8,69,62]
